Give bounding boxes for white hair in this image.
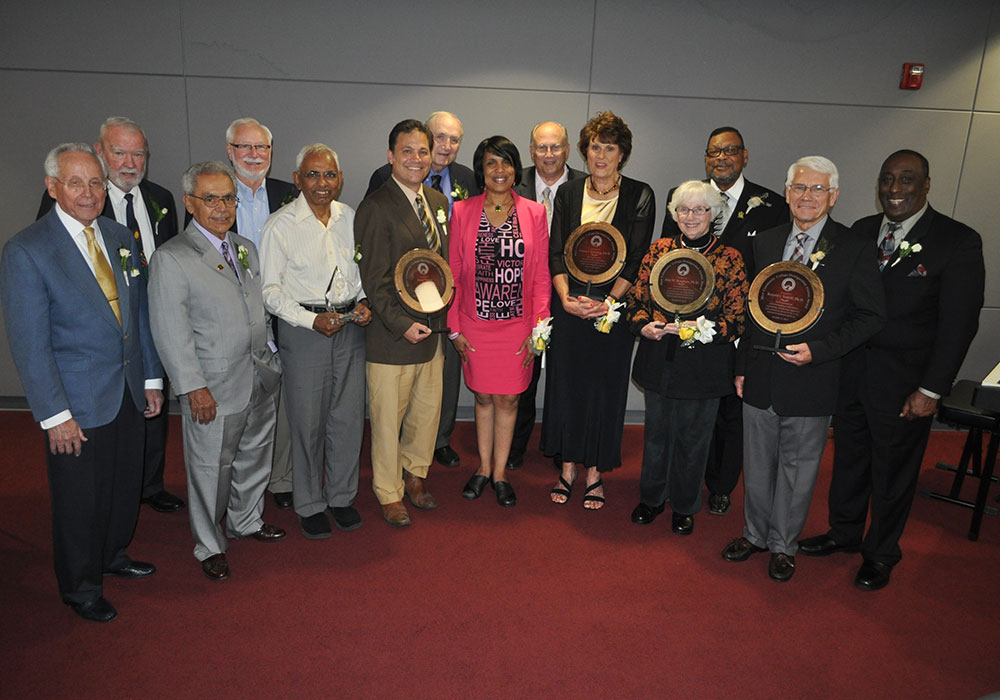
[786,155,839,189]
[182,160,236,196]
[425,111,463,138]
[225,117,273,145]
[44,142,105,178]
[668,180,725,222]
[98,116,146,147]
[294,143,340,171]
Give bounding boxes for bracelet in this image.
[448,331,460,341]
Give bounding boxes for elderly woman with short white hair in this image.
[624,180,748,535]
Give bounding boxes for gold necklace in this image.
[486,195,513,213]
[589,175,620,196]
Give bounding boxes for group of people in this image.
[0,108,985,624]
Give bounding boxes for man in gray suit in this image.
[149,161,286,581]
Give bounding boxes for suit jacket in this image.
[513,166,586,201]
[182,177,296,232]
[147,225,281,416]
[842,207,984,411]
[354,181,450,365]
[738,217,886,416]
[37,179,179,250]
[549,175,656,292]
[364,162,480,201]
[447,192,551,339]
[662,178,788,272]
[1,210,162,428]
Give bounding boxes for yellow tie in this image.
[83,226,121,325]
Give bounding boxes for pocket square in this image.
[746,230,757,237]
[908,264,928,278]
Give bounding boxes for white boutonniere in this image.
[809,238,833,270]
[594,296,625,334]
[236,244,252,278]
[530,316,553,355]
[353,243,363,263]
[435,205,448,235]
[678,315,717,347]
[117,246,139,286]
[744,193,771,214]
[450,182,469,200]
[891,241,922,267]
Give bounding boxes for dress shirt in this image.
[105,184,156,256]
[40,206,162,429]
[235,178,270,248]
[425,166,453,213]
[711,175,744,233]
[782,216,827,262]
[260,193,365,328]
[192,220,240,284]
[878,202,928,255]
[392,176,434,220]
[534,166,570,202]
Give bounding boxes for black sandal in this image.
[550,475,573,505]
[583,479,605,510]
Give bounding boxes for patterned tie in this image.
[83,226,121,325]
[716,191,732,235]
[430,174,443,193]
[879,222,901,270]
[220,240,241,283]
[415,194,440,253]
[123,192,147,268]
[790,231,807,264]
[542,186,552,225]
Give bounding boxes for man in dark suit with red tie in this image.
[798,150,985,590]
[36,116,184,515]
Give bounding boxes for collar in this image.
[292,190,345,226]
[54,203,97,238]
[106,183,140,208]
[235,177,266,199]
[880,202,928,239]
[192,219,232,254]
[535,166,569,198]
[391,175,426,209]
[712,174,745,204]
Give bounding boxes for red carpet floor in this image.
[0,411,998,699]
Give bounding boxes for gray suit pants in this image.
[182,374,277,562]
[742,403,830,555]
[278,320,364,517]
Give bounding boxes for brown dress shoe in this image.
[201,553,230,581]
[382,501,411,527]
[403,471,437,510]
[251,523,286,542]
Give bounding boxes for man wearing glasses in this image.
[655,127,790,519]
[35,117,185,516]
[507,121,585,471]
[724,156,885,583]
[260,144,372,539]
[149,161,286,582]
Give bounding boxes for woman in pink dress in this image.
[448,136,551,507]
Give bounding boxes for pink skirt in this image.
[459,314,533,395]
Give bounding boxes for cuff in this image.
[918,387,942,400]
[40,410,72,430]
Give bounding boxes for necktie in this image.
[83,226,121,325]
[715,191,732,235]
[790,231,807,264]
[430,174,443,193]
[220,240,241,283]
[415,194,440,253]
[879,222,901,270]
[123,192,147,267]
[542,186,552,225]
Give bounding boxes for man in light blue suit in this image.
[1,143,164,623]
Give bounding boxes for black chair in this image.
[922,380,999,541]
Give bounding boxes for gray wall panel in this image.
[975,6,1000,112]
[955,113,1000,307]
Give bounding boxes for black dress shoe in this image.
[855,559,892,591]
[201,553,230,581]
[671,512,694,535]
[462,474,490,500]
[769,552,796,582]
[722,536,767,562]
[493,480,516,507]
[434,445,461,467]
[329,506,362,531]
[631,502,665,525]
[272,491,293,509]
[251,523,287,542]
[104,560,156,578]
[69,597,117,622]
[141,490,185,513]
[798,533,861,557]
[708,493,731,515]
[300,512,332,540]
[505,453,524,470]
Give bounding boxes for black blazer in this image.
[662,178,788,272]
[738,217,886,416]
[364,162,480,201]
[37,179,179,248]
[182,176,296,231]
[513,166,586,201]
[548,175,656,294]
[840,207,984,411]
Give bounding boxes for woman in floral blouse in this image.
[624,180,748,535]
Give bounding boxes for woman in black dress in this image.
[541,111,655,509]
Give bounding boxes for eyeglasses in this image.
[229,143,272,153]
[676,206,713,216]
[109,149,147,160]
[55,178,105,193]
[302,170,339,180]
[532,144,565,155]
[788,184,835,195]
[190,194,240,208]
[705,146,744,158]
